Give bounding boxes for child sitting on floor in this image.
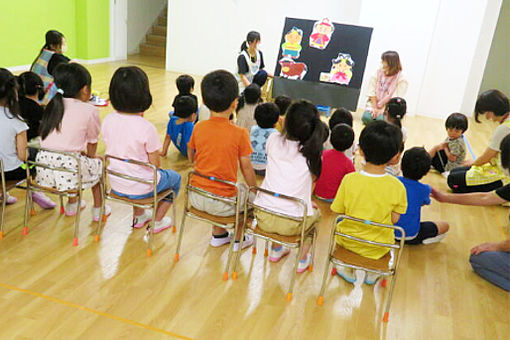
[325,108,357,162]
[172,75,198,112]
[161,96,197,158]
[314,124,355,202]
[254,100,328,272]
[250,102,280,176]
[384,97,407,176]
[397,147,450,244]
[274,95,291,132]
[236,83,262,131]
[187,70,256,249]
[428,112,468,175]
[331,120,407,285]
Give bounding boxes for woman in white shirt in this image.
[236,31,272,93]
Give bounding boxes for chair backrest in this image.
[104,155,158,198]
[26,146,82,191]
[331,215,406,271]
[185,171,246,206]
[247,186,310,240]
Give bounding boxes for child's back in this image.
[250,103,279,174]
[236,83,261,131]
[163,96,197,157]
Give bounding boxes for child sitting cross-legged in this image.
[160,96,197,158]
[324,108,357,162]
[250,102,280,176]
[187,70,257,249]
[396,147,450,244]
[314,124,355,202]
[331,120,407,285]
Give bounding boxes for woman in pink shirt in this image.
[101,67,181,233]
[37,63,109,221]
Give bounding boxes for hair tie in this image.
[56,88,64,95]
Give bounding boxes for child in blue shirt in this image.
[250,102,279,176]
[161,95,197,157]
[396,147,449,244]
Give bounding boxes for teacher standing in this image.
[236,31,271,93]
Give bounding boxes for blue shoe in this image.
[364,272,380,285]
[336,266,356,283]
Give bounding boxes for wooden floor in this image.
[1,58,509,340]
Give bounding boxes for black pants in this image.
[431,150,448,173]
[4,166,28,181]
[447,166,503,193]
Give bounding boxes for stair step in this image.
[158,16,167,26]
[146,34,166,46]
[152,25,167,36]
[140,43,166,57]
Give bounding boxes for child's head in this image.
[109,66,152,114]
[401,147,431,181]
[474,89,509,123]
[17,71,44,100]
[274,95,291,116]
[0,68,21,118]
[201,70,238,113]
[385,97,406,128]
[175,75,194,95]
[329,108,353,129]
[41,63,92,139]
[445,112,468,139]
[359,120,402,165]
[243,83,261,105]
[44,30,66,53]
[330,124,354,152]
[173,95,198,119]
[284,100,329,177]
[381,51,402,76]
[254,102,280,129]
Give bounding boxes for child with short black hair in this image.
[236,83,262,130]
[250,102,280,176]
[429,112,468,174]
[172,74,198,108]
[188,70,256,248]
[161,95,197,158]
[397,147,449,244]
[331,120,407,284]
[325,108,356,161]
[274,95,292,132]
[314,124,355,201]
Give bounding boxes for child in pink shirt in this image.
[37,63,108,220]
[102,66,181,232]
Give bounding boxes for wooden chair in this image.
[0,159,26,239]
[174,171,248,281]
[232,186,319,301]
[317,215,405,323]
[23,146,89,246]
[95,155,177,257]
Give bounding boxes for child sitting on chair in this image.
[331,121,407,285]
[428,112,468,175]
[187,70,256,249]
[397,147,449,245]
[250,102,280,176]
[161,96,197,158]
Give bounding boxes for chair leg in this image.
[174,212,188,262]
[231,225,248,280]
[0,189,6,239]
[224,229,237,281]
[22,186,31,236]
[286,244,302,301]
[382,275,396,323]
[308,229,318,272]
[72,195,81,247]
[317,259,332,306]
[59,196,64,215]
[146,209,157,257]
[171,197,177,233]
[264,240,269,257]
[95,192,105,243]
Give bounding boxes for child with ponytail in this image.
[0,68,54,208]
[253,100,328,272]
[384,97,407,176]
[37,63,109,220]
[17,72,45,141]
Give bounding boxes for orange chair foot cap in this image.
[222,272,229,281]
[102,215,108,222]
[60,206,65,214]
[22,227,29,235]
[0,231,4,240]
[264,249,268,257]
[381,279,387,287]
[172,226,176,233]
[30,209,36,216]
[146,249,153,257]
[94,234,100,242]
[308,265,314,272]
[383,312,389,323]
[331,268,337,275]
[73,238,78,247]
[232,271,238,280]
[252,247,257,254]
[317,296,324,306]
[173,253,179,262]
[286,292,293,302]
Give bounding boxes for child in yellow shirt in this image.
[331,120,407,284]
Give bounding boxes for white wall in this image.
[127,0,167,54]
[166,0,502,119]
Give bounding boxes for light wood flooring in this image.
[1,58,509,339]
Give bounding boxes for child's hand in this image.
[470,242,499,255]
[440,142,448,150]
[159,150,166,157]
[430,187,446,202]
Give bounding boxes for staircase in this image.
[139,9,167,57]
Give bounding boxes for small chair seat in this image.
[109,189,173,205]
[29,181,79,195]
[331,245,391,272]
[188,207,243,225]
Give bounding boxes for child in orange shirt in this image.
[187,70,257,249]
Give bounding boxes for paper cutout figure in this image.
[309,18,335,50]
[279,58,308,80]
[281,27,303,59]
[320,53,354,85]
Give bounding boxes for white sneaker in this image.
[364,271,380,285]
[422,233,446,245]
[297,253,312,273]
[152,216,173,233]
[233,234,254,251]
[336,265,356,283]
[5,193,17,205]
[65,200,86,216]
[92,205,111,222]
[133,210,152,228]
[269,246,291,262]
[210,233,232,247]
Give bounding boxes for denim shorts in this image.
[112,169,181,202]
